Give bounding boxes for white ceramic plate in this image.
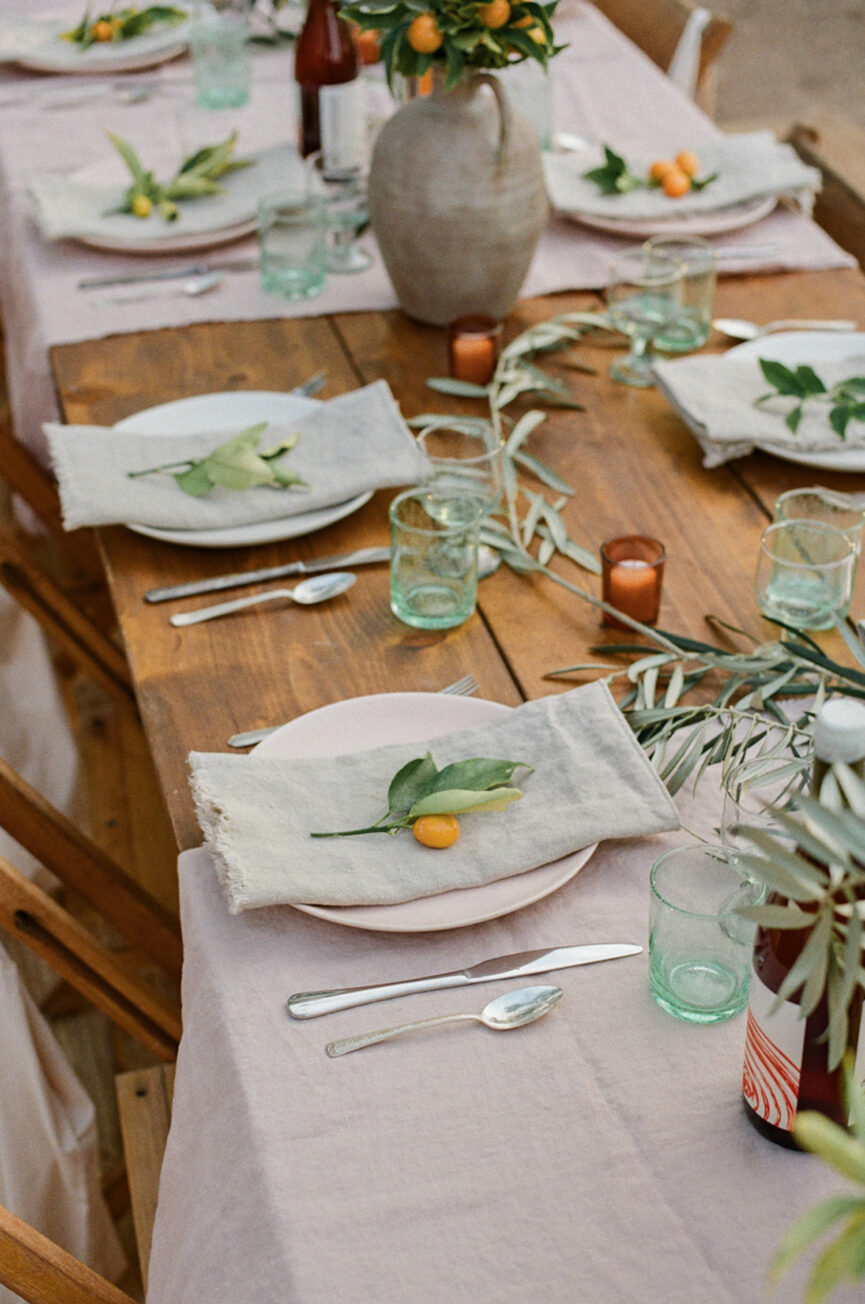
[79,217,257,256]
[730,332,865,471]
[115,392,373,548]
[16,18,189,74]
[255,693,597,933]
[560,194,776,239]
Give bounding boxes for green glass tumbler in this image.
[389,488,480,630]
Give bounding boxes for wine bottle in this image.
[294,0,364,170]
[742,698,865,1148]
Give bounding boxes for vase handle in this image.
[471,72,511,171]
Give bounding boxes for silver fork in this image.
[226,674,479,748]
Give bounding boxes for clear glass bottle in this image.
[742,697,865,1148]
[294,0,364,170]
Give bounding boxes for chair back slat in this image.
[0,856,181,1061]
[0,525,133,704]
[0,1205,136,1304]
[0,755,182,980]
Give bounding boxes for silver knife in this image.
[145,545,389,603]
[286,943,642,1019]
[78,256,258,290]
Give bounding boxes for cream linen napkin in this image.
[27,143,301,244]
[653,348,865,467]
[45,381,428,530]
[189,682,680,913]
[543,132,821,222]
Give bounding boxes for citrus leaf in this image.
[409,786,523,816]
[387,753,438,812]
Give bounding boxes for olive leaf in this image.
[128,422,310,499]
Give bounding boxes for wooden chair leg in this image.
[115,1064,175,1294]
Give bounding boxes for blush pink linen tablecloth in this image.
[147,773,861,1304]
[0,2,854,464]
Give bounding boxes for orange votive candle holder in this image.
[601,535,666,629]
[447,314,503,386]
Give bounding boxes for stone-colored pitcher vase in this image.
[368,70,548,327]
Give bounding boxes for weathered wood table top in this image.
[50,267,865,849]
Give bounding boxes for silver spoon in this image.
[170,571,356,627]
[325,984,563,1058]
[712,316,858,342]
[95,271,225,307]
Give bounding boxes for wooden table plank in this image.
[49,268,865,845]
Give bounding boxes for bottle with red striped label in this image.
[742,697,865,1148]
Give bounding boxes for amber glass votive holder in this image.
[601,535,666,629]
[448,314,503,386]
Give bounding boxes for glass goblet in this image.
[604,248,681,387]
[720,737,811,885]
[416,424,504,527]
[305,150,371,274]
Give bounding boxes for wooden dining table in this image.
[50,264,865,850]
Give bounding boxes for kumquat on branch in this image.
[340,0,563,87]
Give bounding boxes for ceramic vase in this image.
[368,70,549,326]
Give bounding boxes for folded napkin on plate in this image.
[543,132,821,222]
[27,143,300,243]
[654,348,865,467]
[46,381,428,530]
[189,682,680,913]
[0,18,53,60]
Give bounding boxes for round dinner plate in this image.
[255,693,597,933]
[560,194,776,240]
[730,331,865,471]
[115,391,373,548]
[78,217,257,257]
[17,24,188,74]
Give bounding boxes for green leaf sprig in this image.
[310,753,532,838]
[107,130,253,222]
[64,6,186,49]
[582,144,718,196]
[128,423,310,498]
[755,359,865,438]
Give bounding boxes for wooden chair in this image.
[787,115,865,271]
[0,1204,137,1304]
[589,0,732,112]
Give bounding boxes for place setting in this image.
[0,4,191,75]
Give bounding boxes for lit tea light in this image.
[601,535,666,628]
[448,314,503,386]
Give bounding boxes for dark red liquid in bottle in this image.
[294,0,358,158]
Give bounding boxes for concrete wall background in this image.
[714,0,865,130]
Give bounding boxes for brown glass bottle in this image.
[742,698,865,1148]
[294,0,362,166]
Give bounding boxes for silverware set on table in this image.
[282,943,642,1057]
